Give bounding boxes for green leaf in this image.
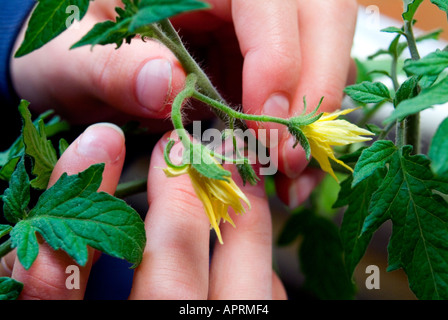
[429,117,448,176]
[381,26,405,35]
[298,212,355,300]
[394,75,420,106]
[2,158,30,224]
[385,75,448,123]
[335,171,385,277]
[352,140,397,187]
[404,50,448,76]
[0,225,12,239]
[18,100,58,190]
[362,146,448,299]
[129,0,210,32]
[10,164,146,270]
[72,0,210,49]
[58,138,69,156]
[15,0,92,57]
[0,107,68,182]
[403,0,424,21]
[190,144,231,181]
[431,0,448,17]
[71,19,134,49]
[344,81,391,104]
[0,278,23,300]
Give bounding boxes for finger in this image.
[272,271,288,300]
[208,166,274,299]
[0,250,15,277]
[231,0,301,146]
[12,123,126,300]
[11,2,186,124]
[276,0,358,179]
[129,132,211,300]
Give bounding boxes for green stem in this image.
[171,74,198,148]
[403,20,421,153]
[192,90,290,126]
[114,179,148,199]
[156,20,223,102]
[0,239,13,259]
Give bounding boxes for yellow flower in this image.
[163,162,251,244]
[301,108,374,181]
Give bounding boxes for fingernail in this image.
[77,123,124,163]
[262,94,290,147]
[136,59,172,112]
[283,135,308,178]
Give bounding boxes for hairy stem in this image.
[192,91,290,126]
[403,20,421,153]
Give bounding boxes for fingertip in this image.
[49,122,126,193]
[275,168,325,209]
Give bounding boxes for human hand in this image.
[10,0,358,207]
[1,124,286,300]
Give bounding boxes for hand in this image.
[1,124,287,300]
[10,0,358,208]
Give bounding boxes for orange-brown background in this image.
[357,0,448,39]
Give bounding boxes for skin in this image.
[3,0,359,298]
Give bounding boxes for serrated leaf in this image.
[385,75,448,123]
[335,171,385,277]
[0,278,24,300]
[2,158,30,224]
[362,146,448,299]
[71,19,133,49]
[404,50,448,76]
[429,117,448,176]
[18,100,58,190]
[403,0,424,21]
[344,81,391,104]
[129,0,209,31]
[352,140,397,187]
[15,0,92,57]
[1,107,68,182]
[10,164,146,270]
[431,0,448,17]
[394,75,419,106]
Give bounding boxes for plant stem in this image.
[171,74,198,148]
[156,19,223,102]
[114,179,148,199]
[192,90,290,126]
[0,239,13,259]
[403,20,421,153]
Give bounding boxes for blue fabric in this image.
[0,0,35,107]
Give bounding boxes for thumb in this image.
[11,123,126,300]
[11,9,186,123]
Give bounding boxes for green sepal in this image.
[236,162,260,186]
[187,144,231,181]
